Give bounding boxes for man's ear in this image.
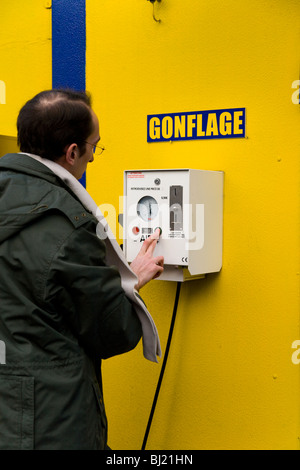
[65,143,78,166]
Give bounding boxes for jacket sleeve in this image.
[44,220,142,359]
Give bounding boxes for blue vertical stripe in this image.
[52,0,87,187]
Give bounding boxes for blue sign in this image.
[147,108,246,142]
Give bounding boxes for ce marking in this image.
[181,257,188,263]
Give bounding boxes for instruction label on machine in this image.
[147,107,246,142]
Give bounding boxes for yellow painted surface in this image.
[0,0,52,137]
[86,0,300,450]
[0,135,18,156]
[0,0,299,451]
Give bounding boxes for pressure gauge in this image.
[137,196,158,221]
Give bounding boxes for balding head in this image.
[17,89,94,161]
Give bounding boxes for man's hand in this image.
[130,228,164,291]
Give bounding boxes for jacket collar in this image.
[0,153,64,187]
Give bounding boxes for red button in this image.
[132,226,140,235]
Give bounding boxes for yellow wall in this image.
[0,0,51,137]
[0,0,299,450]
[0,135,18,156]
[86,0,300,450]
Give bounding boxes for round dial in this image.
[137,196,158,221]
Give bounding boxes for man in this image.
[0,89,164,449]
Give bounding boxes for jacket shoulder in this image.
[0,153,97,230]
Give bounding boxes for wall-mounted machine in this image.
[123,169,224,281]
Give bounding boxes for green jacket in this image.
[0,153,142,450]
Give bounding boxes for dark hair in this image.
[17,89,94,161]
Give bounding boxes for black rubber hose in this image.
[141,281,182,450]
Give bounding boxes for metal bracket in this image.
[147,0,162,23]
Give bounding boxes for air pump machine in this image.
[123,168,224,281]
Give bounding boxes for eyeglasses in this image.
[84,141,106,156]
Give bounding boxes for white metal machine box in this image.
[123,169,224,282]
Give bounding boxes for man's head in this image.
[17,89,101,179]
